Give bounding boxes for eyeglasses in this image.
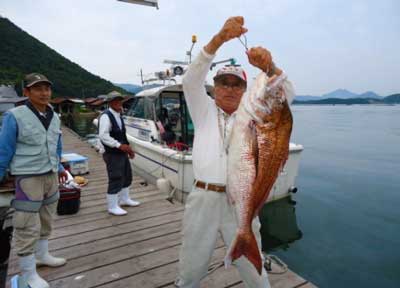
[216,82,245,92]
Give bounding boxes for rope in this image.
[264,253,288,275]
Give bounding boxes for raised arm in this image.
[183,16,248,126]
[182,49,215,127]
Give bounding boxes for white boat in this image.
[95,81,304,203]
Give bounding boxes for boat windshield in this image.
[155,91,194,147]
[126,91,195,147]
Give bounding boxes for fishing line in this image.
[238,34,248,51]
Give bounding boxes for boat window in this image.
[156,92,194,147]
[126,97,154,120]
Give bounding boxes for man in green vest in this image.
[0,73,68,288]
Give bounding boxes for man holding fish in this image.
[175,16,295,287]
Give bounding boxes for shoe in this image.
[19,254,49,288]
[119,187,141,207]
[35,239,66,267]
[107,193,127,215]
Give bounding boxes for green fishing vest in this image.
[9,106,61,175]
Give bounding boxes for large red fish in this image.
[225,72,294,274]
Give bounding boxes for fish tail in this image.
[224,230,263,275]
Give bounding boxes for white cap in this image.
[213,65,247,83]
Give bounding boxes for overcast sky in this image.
[1,0,399,96]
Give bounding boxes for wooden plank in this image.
[7,208,183,274]
[49,244,230,288]
[47,241,182,287]
[8,221,182,278]
[41,232,183,283]
[53,221,182,263]
[94,246,241,288]
[49,205,183,239]
[268,262,309,288]
[50,210,182,250]
[52,199,177,229]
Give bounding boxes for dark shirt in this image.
[25,101,54,130]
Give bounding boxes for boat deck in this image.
[6,127,316,288]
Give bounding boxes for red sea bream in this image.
[225,72,294,274]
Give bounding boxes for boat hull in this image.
[127,134,303,203]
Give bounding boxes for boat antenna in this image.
[187,35,197,64]
[140,69,144,85]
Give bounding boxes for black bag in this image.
[57,186,81,215]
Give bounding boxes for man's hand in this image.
[218,16,248,43]
[246,47,272,73]
[58,170,68,184]
[246,47,282,77]
[127,149,135,159]
[204,16,248,55]
[119,144,135,159]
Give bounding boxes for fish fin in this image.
[225,231,263,275]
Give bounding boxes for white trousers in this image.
[176,185,271,288]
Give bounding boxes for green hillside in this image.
[0,16,127,98]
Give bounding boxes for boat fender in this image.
[157,178,172,195]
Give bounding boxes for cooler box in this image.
[57,186,81,215]
[61,153,89,176]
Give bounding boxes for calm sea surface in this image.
[68,105,400,287]
[275,105,400,288]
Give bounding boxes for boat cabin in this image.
[125,84,214,150]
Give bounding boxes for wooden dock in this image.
[6,127,315,288]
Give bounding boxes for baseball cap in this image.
[213,65,247,83]
[24,73,53,88]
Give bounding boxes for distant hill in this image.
[115,83,143,94]
[295,95,323,101]
[0,16,127,98]
[293,95,400,105]
[296,89,382,102]
[321,89,358,99]
[358,91,381,99]
[293,98,382,105]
